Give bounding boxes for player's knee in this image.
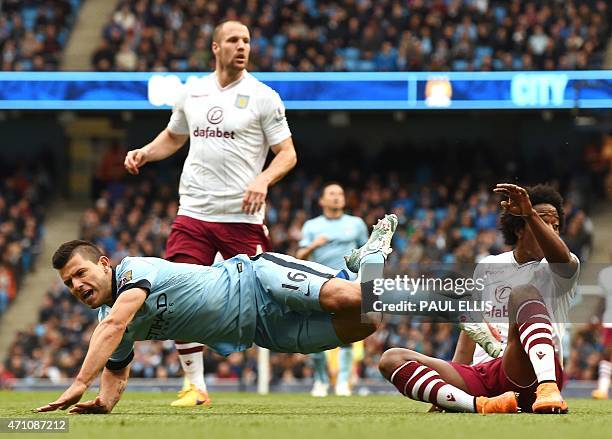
[509,284,543,309]
[379,348,419,380]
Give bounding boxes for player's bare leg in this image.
[310,351,329,397]
[318,272,379,344]
[593,352,611,400]
[503,284,567,414]
[331,307,378,344]
[320,214,399,343]
[335,345,353,396]
[379,348,518,414]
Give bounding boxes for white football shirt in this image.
[472,250,579,366]
[167,71,291,224]
[598,265,612,328]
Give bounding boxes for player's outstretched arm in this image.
[69,365,132,414]
[125,128,188,175]
[494,183,578,278]
[36,289,146,413]
[242,137,297,214]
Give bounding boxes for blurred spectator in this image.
[0,363,16,389]
[91,142,129,199]
[115,42,138,71]
[0,264,17,315]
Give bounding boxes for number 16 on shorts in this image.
[282,271,307,293]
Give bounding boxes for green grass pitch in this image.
[1,391,611,439]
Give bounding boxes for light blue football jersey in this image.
[299,214,368,270]
[98,255,257,367]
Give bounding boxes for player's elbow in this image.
[285,147,297,170]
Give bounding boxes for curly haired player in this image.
[378,183,579,414]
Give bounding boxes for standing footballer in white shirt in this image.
[124,20,297,407]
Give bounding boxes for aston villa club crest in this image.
[235,94,250,109]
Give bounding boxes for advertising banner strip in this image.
[0,71,610,110]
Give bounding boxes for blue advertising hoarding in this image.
[0,71,609,110]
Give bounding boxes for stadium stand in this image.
[1,0,82,71]
[0,163,49,318]
[94,0,610,72]
[4,136,606,384]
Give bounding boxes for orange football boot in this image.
[591,389,609,400]
[475,391,519,414]
[532,382,568,414]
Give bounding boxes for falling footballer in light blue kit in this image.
[297,183,369,397]
[38,216,396,414]
[100,253,347,369]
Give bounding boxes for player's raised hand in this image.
[311,235,329,249]
[69,396,110,414]
[242,174,269,215]
[36,381,87,412]
[493,183,533,217]
[124,148,148,175]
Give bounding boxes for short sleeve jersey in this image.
[98,256,257,368]
[298,214,369,271]
[472,251,580,366]
[167,71,291,224]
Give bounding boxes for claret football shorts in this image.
[166,215,272,265]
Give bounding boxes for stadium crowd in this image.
[93,0,610,72]
[0,0,81,71]
[4,139,607,386]
[0,163,48,318]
